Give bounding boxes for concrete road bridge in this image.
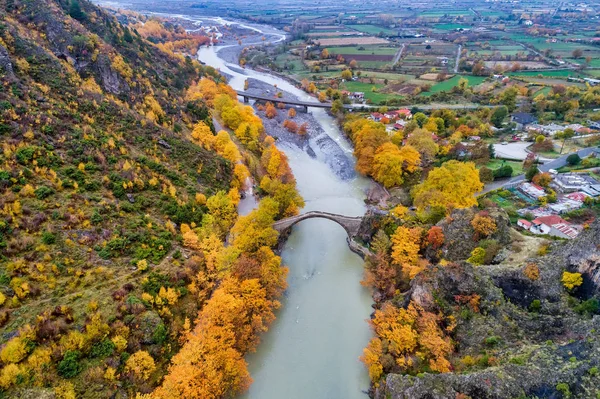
[236,90,341,112]
[236,91,496,112]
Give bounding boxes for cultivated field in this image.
[315,37,390,46]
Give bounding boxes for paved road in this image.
[392,44,405,65]
[480,146,600,195]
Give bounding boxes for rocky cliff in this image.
[377,222,600,399]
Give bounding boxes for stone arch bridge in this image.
[272,211,373,258]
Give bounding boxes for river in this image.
[192,21,374,399]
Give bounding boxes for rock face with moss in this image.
[377,222,600,399]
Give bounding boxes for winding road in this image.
[480,146,600,195]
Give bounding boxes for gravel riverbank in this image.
[244,79,356,180]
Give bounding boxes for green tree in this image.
[566,153,581,165]
[525,165,539,182]
[331,99,344,114]
[556,128,575,154]
[490,106,508,128]
[499,87,517,111]
[69,0,86,21]
[479,166,494,183]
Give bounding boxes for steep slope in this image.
[0,0,240,395]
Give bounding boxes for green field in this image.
[534,86,552,96]
[419,10,473,17]
[339,81,404,104]
[435,23,471,30]
[421,75,487,96]
[566,58,600,67]
[325,46,398,55]
[507,70,581,77]
[484,159,524,176]
[346,24,397,36]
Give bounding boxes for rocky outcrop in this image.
[0,44,14,78]
[437,208,512,262]
[377,221,600,399]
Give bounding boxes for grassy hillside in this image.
[0,0,247,395]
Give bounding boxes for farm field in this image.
[421,75,487,96]
[507,70,582,77]
[434,23,472,30]
[418,10,473,17]
[314,37,390,46]
[339,81,404,104]
[346,24,397,36]
[325,46,398,55]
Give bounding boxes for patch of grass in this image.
[421,75,487,96]
[339,81,404,104]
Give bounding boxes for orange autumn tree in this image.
[152,279,276,399]
[344,118,389,176]
[361,301,453,385]
[471,212,497,239]
[426,226,445,249]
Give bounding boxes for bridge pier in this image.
[302,105,308,113]
[243,96,249,103]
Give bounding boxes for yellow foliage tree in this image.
[412,161,483,212]
[562,271,583,290]
[125,351,156,381]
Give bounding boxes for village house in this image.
[552,173,599,193]
[511,112,538,130]
[384,109,412,120]
[370,112,383,122]
[343,91,365,102]
[518,182,546,200]
[528,215,580,239]
[393,120,408,130]
[528,123,592,136]
[547,197,584,214]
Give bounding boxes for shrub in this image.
[529,299,541,312]
[561,271,583,291]
[0,337,28,364]
[556,382,570,398]
[468,247,486,265]
[90,339,115,358]
[35,186,55,200]
[125,350,156,381]
[493,164,513,179]
[523,263,540,281]
[574,298,599,316]
[57,351,82,378]
[41,231,57,245]
[485,336,500,347]
[566,153,581,166]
